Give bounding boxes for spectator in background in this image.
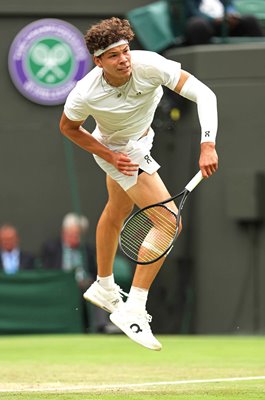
[41,213,133,333]
[0,224,35,274]
[40,212,104,332]
[184,0,264,45]
[40,213,96,291]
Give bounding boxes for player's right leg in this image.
[83,175,134,313]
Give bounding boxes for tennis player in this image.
[60,17,218,350]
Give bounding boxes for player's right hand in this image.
[112,152,139,176]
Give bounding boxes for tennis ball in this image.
[170,107,181,121]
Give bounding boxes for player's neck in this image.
[103,73,131,88]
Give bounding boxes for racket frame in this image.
[119,171,204,265]
[119,189,189,265]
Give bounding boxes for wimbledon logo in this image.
[8,19,91,105]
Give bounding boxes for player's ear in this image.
[93,56,103,68]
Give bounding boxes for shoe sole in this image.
[110,313,162,351]
[83,292,112,313]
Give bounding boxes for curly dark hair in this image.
[84,17,135,55]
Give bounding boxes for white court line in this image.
[0,376,265,393]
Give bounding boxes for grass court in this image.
[0,334,264,399]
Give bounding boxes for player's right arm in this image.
[59,112,138,176]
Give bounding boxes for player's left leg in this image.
[127,170,181,288]
[110,171,182,351]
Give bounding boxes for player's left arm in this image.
[174,70,218,178]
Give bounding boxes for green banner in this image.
[0,270,84,334]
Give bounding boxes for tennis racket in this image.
[119,170,204,265]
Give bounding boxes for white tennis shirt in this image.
[64,50,181,146]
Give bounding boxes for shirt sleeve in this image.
[142,52,181,91]
[64,84,90,122]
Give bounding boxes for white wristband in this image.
[179,75,218,143]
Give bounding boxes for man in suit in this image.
[0,224,35,274]
[40,213,97,290]
[184,0,264,45]
[40,213,104,332]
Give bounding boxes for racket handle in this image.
[185,171,204,193]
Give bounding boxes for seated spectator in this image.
[0,224,35,274]
[40,213,133,333]
[40,212,102,332]
[40,213,96,291]
[184,0,264,45]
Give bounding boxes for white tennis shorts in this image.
[93,128,160,191]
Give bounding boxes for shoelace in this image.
[114,284,129,299]
[138,311,153,331]
[132,309,153,324]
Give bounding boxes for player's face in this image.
[94,44,132,85]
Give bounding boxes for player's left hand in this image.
[199,142,218,178]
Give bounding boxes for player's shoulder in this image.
[71,66,101,95]
[76,66,101,85]
[131,50,166,66]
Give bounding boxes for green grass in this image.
[0,334,264,399]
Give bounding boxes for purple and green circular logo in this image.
[8,19,91,106]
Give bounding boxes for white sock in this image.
[97,274,115,290]
[126,286,149,312]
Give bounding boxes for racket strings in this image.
[121,207,177,246]
[122,207,176,240]
[120,205,178,263]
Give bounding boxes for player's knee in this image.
[106,202,133,226]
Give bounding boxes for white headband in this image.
[94,40,129,57]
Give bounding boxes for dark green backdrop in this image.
[0,0,264,334]
[0,271,84,333]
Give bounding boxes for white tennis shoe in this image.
[110,306,162,351]
[83,281,127,313]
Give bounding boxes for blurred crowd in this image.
[0,213,132,333]
[183,0,264,45]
